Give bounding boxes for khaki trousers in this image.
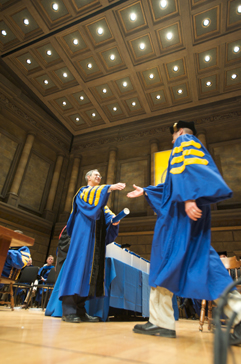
[149,286,241,330]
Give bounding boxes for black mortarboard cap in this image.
[170,120,196,135]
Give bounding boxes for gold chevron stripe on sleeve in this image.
[88,186,99,205]
[94,185,106,206]
[172,145,183,156]
[170,157,209,174]
[181,140,201,149]
[171,155,184,165]
[21,252,31,267]
[183,149,204,157]
[104,205,115,216]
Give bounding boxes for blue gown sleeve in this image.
[67,184,111,236]
[165,135,232,205]
[7,246,31,269]
[103,205,119,245]
[143,184,164,215]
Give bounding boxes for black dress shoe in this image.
[230,321,241,346]
[79,313,100,322]
[133,321,176,338]
[62,314,82,323]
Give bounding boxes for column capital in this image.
[108,146,118,153]
[196,129,206,137]
[149,138,159,145]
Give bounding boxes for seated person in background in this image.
[22,255,55,308]
[35,255,55,305]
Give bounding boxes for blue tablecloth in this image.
[45,257,178,321]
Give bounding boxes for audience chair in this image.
[13,266,39,306]
[199,256,241,332]
[0,268,21,310]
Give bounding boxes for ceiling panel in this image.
[0,0,241,136]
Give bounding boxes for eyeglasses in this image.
[94,173,102,179]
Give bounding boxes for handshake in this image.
[109,183,144,199]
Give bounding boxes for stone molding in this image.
[73,110,241,152]
[0,92,69,150]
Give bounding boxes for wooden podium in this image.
[0,225,35,277]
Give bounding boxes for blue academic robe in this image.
[1,246,31,278]
[35,264,55,303]
[58,184,119,299]
[145,134,233,301]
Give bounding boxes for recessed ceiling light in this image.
[139,43,146,50]
[92,112,96,117]
[131,101,136,106]
[109,54,115,61]
[149,73,154,79]
[102,88,107,93]
[203,18,210,27]
[204,55,211,62]
[130,13,137,21]
[156,94,161,100]
[26,59,31,64]
[160,0,168,8]
[206,81,212,87]
[1,30,7,36]
[113,107,117,111]
[79,96,84,101]
[23,18,29,26]
[177,89,183,94]
[97,27,104,35]
[62,101,67,106]
[173,65,179,72]
[87,63,92,69]
[73,38,79,45]
[233,46,240,53]
[52,3,59,11]
[63,72,68,78]
[231,73,238,79]
[75,117,80,121]
[46,50,52,56]
[43,79,48,85]
[237,5,241,13]
[166,32,173,40]
[122,81,128,87]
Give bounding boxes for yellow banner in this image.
[154,150,172,185]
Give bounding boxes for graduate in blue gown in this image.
[59,169,126,323]
[127,121,241,344]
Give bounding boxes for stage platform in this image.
[1,307,240,364]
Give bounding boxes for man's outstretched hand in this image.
[110,183,126,191]
[185,200,202,221]
[127,184,144,198]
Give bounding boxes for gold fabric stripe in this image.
[172,145,183,156]
[171,149,205,165]
[181,140,201,149]
[88,186,99,205]
[21,252,30,267]
[183,149,204,157]
[171,155,184,165]
[184,157,208,166]
[170,157,209,174]
[104,205,115,216]
[83,186,92,202]
[94,185,106,206]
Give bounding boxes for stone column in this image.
[43,154,64,220]
[63,155,81,214]
[197,131,207,149]
[106,148,118,209]
[150,139,159,186]
[6,133,35,207]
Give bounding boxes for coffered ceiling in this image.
[1,0,241,135]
